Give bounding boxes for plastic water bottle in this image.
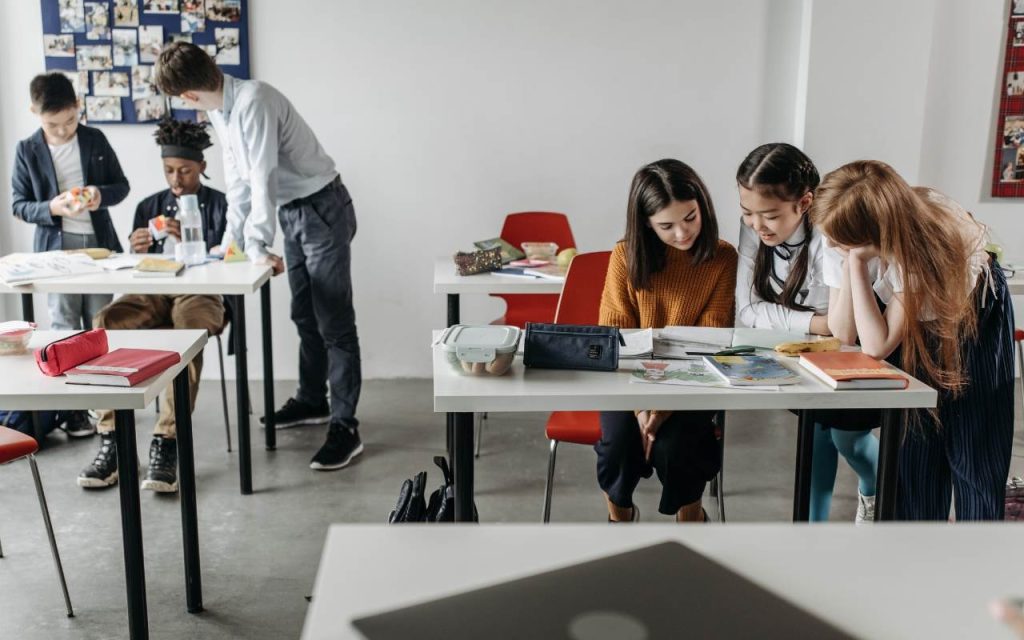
[176,194,206,266]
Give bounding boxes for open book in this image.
[0,251,103,285]
[620,327,818,359]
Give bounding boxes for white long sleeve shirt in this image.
[207,74,338,260]
[735,222,830,334]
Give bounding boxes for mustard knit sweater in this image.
[599,239,738,330]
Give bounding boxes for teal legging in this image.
[810,425,879,521]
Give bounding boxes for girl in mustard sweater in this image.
[597,159,738,522]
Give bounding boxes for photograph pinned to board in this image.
[1015,20,1024,47]
[92,71,130,97]
[85,2,110,40]
[139,24,163,62]
[214,27,240,64]
[114,0,139,26]
[134,96,167,121]
[59,0,85,33]
[144,0,178,13]
[76,44,113,70]
[85,96,122,122]
[112,28,139,66]
[206,0,240,22]
[58,70,89,98]
[1016,0,1024,16]
[201,43,216,57]
[181,0,205,32]
[169,33,193,44]
[43,34,75,57]
[1008,71,1024,97]
[131,64,156,98]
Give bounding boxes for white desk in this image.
[432,338,937,522]
[432,257,563,325]
[303,523,1021,640]
[0,330,207,640]
[0,260,275,495]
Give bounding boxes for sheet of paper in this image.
[97,255,145,271]
[619,328,654,358]
[0,251,103,284]
[730,328,813,350]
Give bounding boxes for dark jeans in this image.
[279,178,362,429]
[595,410,719,515]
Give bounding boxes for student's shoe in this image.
[607,505,639,523]
[141,436,178,493]
[61,410,96,439]
[855,492,876,525]
[309,424,363,471]
[77,433,118,488]
[261,397,330,430]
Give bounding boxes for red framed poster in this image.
[993,0,1024,196]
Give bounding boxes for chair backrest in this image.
[500,212,577,253]
[553,251,612,325]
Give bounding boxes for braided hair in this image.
[736,143,820,312]
[153,117,212,161]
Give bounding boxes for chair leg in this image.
[716,411,726,523]
[0,530,4,558]
[474,413,484,458]
[216,334,232,452]
[542,440,559,523]
[28,455,73,617]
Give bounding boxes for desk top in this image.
[0,260,272,296]
[432,335,937,412]
[0,330,206,410]
[433,257,564,295]
[303,523,1020,640]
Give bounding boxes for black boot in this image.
[77,432,117,489]
[141,436,178,493]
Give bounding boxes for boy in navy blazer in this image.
[11,72,130,437]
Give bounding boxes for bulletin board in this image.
[993,0,1024,196]
[39,0,250,125]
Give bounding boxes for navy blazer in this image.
[132,185,228,253]
[11,125,130,253]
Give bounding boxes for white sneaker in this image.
[856,493,876,525]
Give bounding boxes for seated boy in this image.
[12,72,130,439]
[79,118,228,492]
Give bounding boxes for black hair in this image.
[625,159,720,290]
[154,117,212,161]
[736,143,820,312]
[29,72,77,114]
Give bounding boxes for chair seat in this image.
[545,411,601,445]
[0,426,39,464]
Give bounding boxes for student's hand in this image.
[636,410,669,462]
[165,218,182,241]
[129,228,153,253]
[84,186,102,211]
[49,193,76,217]
[991,599,1024,638]
[259,252,285,276]
[208,245,224,257]
[809,314,832,336]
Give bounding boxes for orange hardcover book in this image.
[799,351,908,390]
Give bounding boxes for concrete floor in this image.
[1,379,1022,639]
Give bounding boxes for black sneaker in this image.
[261,397,330,430]
[77,433,117,489]
[141,436,178,493]
[310,424,363,471]
[61,410,96,439]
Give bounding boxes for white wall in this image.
[1,0,1021,380]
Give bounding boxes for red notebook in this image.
[799,351,908,390]
[64,348,181,387]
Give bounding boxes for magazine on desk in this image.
[630,359,781,390]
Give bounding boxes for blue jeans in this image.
[47,232,112,330]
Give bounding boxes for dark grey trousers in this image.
[278,178,362,429]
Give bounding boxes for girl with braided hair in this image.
[735,143,879,523]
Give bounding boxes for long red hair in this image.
[810,161,979,394]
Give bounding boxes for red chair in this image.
[490,212,577,328]
[0,426,73,616]
[540,252,726,522]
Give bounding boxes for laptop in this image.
[351,540,856,639]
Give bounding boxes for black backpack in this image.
[388,456,478,523]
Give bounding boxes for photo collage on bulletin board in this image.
[40,0,249,125]
[993,0,1024,196]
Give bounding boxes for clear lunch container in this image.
[0,321,35,356]
[437,325,521,376]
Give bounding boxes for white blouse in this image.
[736,221,830,334]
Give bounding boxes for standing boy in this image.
[80,118,228,491]
[154,43,363,471]
[12,72,130,438]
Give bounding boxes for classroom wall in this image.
[0,1,1020,381]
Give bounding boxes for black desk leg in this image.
[452,411,475,522]
[792,410,814,522]
[173,370,203,613]
[113,409,149,640]
[875,409,901,521]
[20,294,46,442]
[445,294,459,464]
[261,282,276,450]
[232,295,252,495]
